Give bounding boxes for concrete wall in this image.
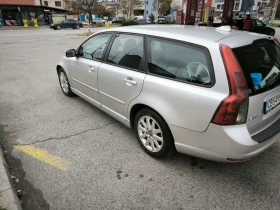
[0,0,35,4]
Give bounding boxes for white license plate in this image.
[265,94,280,113]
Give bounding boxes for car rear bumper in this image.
[170,123,280,162]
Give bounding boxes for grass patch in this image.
[267,23,278,27]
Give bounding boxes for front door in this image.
[69,33,113,104]
[98,33,146,121]
[61,19,70,28]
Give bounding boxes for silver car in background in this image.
[56,25,280,162]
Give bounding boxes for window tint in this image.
[233,39,280,96]
[107,34,144,71]
[147,37,213,85]
[69,19,76,22]
[78,33,111,60]
[64,19,69,23]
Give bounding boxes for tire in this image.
[58,68,74,97]
[76,25,80,29]
[56,25,61,30]
[134,109,175,158]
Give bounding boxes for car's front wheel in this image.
[76,25,80,29]
[58,68,74,97]
[56,25,61,30]
[134,109,175,158]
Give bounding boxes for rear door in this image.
[69,19,77,28]
[232,39,280,134]
[97,33,146,121]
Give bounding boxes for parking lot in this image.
[1,27,280,210]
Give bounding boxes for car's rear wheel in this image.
[58,68,74,97]
[134,109,175,158]
[56,25,61,30]
[76,25,80,29]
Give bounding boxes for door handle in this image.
[87,66,95,73]
[124,78,137,86]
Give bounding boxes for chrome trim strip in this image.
[99,91,126,104]
[101,104,127,121]
[72,78,98,92]
[71,88,100,106]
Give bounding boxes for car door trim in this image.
[99,91,126,104]
[72,78,98,92]
[71,87,100,105]
[71,87,131,127]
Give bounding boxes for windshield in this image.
[233,39,280,96]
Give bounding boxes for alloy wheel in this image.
[137,115,163,152]
[59,72,69,93]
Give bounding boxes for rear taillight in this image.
[211,45,249,125]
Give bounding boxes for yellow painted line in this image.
[13,144,70,171]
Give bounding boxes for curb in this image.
[0,146,22,210]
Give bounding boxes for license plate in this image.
[264,94,280,113]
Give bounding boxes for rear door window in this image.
[233,39,280,96]
[146,37,214,86]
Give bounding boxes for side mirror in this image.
[66,49,76,57]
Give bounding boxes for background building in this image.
[0,0,68,26]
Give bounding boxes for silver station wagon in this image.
[57,25,280,162]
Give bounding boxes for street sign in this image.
[170,8,174,13]
[272,7,276,11]
[170,2,175,8]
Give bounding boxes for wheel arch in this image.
[56,65,63,74]
[129,104,169,130]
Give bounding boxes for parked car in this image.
[132,16,144,21]
[57,26,280,162]
[50,19,83,30]
[137,18,151,25]
[232,18,275,36]
[157,16,167,24]
[112,17,124,24]
[93,18,105,24]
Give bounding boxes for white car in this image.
[57,26,280,162]
[93,18,105,24]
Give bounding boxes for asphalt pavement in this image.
[1,26,280,210]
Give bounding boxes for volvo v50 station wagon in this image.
[56,25,280,162]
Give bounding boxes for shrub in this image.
[121,20,139,26]
[149,13,155,24]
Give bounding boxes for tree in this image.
[158,0,172,16]
[92,4,114,18]
[71,0,97,24]
[117,0,143,19]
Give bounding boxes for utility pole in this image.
[155,0,159,22]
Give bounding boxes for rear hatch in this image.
[232,38,280,135]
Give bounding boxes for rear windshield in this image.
[233,39,280,96]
